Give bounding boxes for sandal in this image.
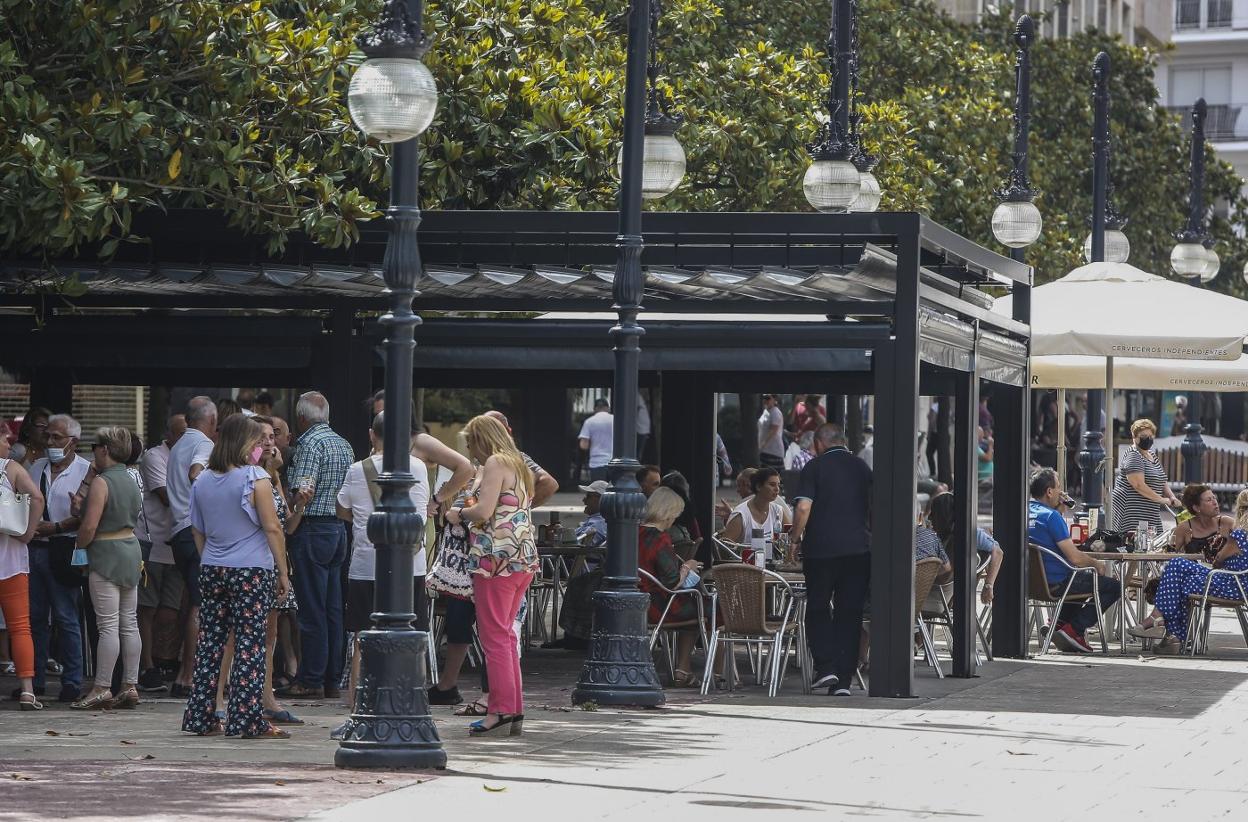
[671,670,700,689]
[262,708,305,726]
[454,699,489,717]
[70,690,114,711]
[243,725,291,740]
[188,721,224,737]
[18,691,43,711]
[111,687,140,710]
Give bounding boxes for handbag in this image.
[0,459,31,537]
[426,520,474,600]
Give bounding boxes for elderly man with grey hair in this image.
[26,413,92,701]
[278,391,354,699]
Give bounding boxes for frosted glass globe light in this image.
[804,159,860,212]
[618,133,687,200]
[991,200,1043,248]
[1242,259,1248,287]
[348,58,438,143]
[850,171,882,213]
[1082,229,1130,264]
[1200,246,1220,283]
[1170,241,1207,278]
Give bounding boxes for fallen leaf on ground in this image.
[66,732,90,737]
[1006,750,1035,756]
[44,730,60,736]
[9,773,34,781]
[119,740,136,745]
[274,780,286,786]
[124,754,156,761]
[483,784,508,792]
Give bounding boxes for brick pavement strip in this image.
[3,633,1248,821]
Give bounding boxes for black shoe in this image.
[137,668,167,693]
[57,684,81,703]
[832,687,852,696]
[11,685,45,700]
[169,683,192,698]
[428,685,464,706]
[812,672,839,690]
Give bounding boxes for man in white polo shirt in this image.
[166,396,217,697]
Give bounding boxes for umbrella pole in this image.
[1057,388,1067,490]
[1104,356,1114,525]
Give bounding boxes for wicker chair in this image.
[1026,543,1107,655]
[913,558,947,678]
[699,563,799,697]
[639,568,708,681]
[1184,568,1248,655]
[711,532,747,564]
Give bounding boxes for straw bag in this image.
[0,459,31,538]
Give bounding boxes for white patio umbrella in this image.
[994,261,1248,516]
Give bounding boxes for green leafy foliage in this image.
[2,0,1244,291]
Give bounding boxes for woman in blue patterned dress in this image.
[1150,497,1248,655]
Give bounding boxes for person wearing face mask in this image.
[182,414,291,739]
[25,414,92,703]
[1111,418,1179,534]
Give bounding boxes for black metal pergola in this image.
[1,207,1032,697]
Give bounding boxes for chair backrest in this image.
[913,558,944,621]
[711,532,745,564]
[709,563,770,635]
[1027,543,1055,602]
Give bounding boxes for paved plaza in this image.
[3,617,1246,822]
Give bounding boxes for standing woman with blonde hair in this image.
[73,427,144,710]
[443,415,536,736]
[1111,418,1180,532]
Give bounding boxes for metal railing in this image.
[1166,103,1243,141]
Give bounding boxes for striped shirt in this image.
[1111,447,1167,532]
[289,422,354,517]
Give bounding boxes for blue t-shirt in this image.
[975,528,997,556]
[190,465,275,570]
[1028,499,1071,584]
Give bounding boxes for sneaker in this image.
[46,659,63,675]
[137,668,168,693]
[832,687,852,696]
[1127,623,1166,641]
[812,672,839,690]
[1,661,14,676]
[1052,623,1093,654]
[330,720,349,741]
[57,683,82,703]
[428,685,464,706]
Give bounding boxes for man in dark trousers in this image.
[789,422,872,695]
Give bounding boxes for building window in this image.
[1097,0,1108,29]
[1177,0,1233,29]
[1169,66,1238,141]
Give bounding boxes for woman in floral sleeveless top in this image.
[444,415,536,736]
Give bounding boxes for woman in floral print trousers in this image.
[180,415,291,739]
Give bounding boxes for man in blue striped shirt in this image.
[279,391,355,699]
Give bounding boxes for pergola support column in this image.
[951,365,979,678]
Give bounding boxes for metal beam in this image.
[951,365,979,678]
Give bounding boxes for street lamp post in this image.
[991,16,1042,252]
[1173,98,1213,482]
[572,0,666,708]
[1078,52,1111,509]
[337,0,445,769]
[805,0,861,212]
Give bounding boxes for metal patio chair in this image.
[1184,567,1248,656]
[639,568,708,682]
[700,563,800,697]
[1026,542,1108,655]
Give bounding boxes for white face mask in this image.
[46,447,66,463]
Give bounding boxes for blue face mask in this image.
[46,447,66,463]
[681,570,701,589]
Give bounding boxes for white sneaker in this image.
[0,661,14,676]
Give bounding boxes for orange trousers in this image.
[0,573,34,679]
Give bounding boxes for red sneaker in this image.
[1052,623,1093,654]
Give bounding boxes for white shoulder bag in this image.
[0,458,31,537]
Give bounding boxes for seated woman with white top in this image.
[721,467,792,561]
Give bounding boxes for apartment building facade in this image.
[939,0,1173,45]
[1156,0,1248,195]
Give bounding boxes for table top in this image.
[1084,552,1202,562]
[536,543,605,556]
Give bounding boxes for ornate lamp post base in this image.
[334,629,447,769]
[571,590,665,706]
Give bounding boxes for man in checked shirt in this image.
[277,391,355,699]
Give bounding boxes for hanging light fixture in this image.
[1172,99,1215,286]
[805,0,860,212]
[1200,240,1220,283]
[1083,184,1130,263]
[617,0,685,200]
[991,17,1041,249]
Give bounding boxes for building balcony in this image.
[1175,0,1234,29]
[1166,103,1246,141]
